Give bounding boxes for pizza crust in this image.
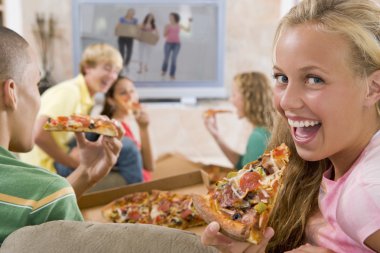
[192,194,250,241]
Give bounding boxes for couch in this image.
[0,221,217,253]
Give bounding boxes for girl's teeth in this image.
[288,119,320,128]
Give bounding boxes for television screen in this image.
[72,0,226,100]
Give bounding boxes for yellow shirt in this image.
[19,75,94,173]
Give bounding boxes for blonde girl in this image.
[202,0,380,252]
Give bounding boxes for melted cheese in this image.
[150,205,160,220]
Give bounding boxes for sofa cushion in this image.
[0,221,217,253]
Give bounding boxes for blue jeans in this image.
[161,42,181,77]
[55,135,143,184]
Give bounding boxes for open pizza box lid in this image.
[153,152,234,183]
[78,170,210,235]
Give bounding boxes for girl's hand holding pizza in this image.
[135,107,150,129]
[201,222,274,253]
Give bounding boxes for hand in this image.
[285,244,335,253]
[135,107,150,129]
[69,146,80,163]
[201,222,274,253]
[204,114,219,139]
[75,132,122,184]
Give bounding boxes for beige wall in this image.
[21,0,73,82]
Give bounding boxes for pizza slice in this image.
[43,114,124,139]
[128,102,141,115]
[203,109,232,118]
[192,143,290,244]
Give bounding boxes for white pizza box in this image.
[115,23,141,38]
[78,170,210,235]
[137,31,159,45]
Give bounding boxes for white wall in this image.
[3,0,23,34]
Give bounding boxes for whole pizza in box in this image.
[102,190,206,230]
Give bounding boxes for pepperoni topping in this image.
[71,115,90,128]
[57,116,69,123]
[127,210,140,221]
[180,209,193,219]
[158,200,171,212]
[239,172,262,192]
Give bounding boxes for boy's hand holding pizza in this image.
[44,115,123,196]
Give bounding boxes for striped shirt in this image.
[0,147,83,244]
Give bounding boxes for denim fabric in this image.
[161,42,181,77]
[118,37,134,66]
[55,135,143,184]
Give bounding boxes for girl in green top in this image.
[204,71,275,169]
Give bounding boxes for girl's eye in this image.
[307,76,324,85]
[273,74,288,85]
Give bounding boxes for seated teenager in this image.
[101,76,154,182]
[204,72,275,170]
[58,76,154,184]
[0,27,121,244]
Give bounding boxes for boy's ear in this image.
[365,70,380,107]
[2,79,17,110]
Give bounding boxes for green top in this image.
[236,127,271,170]
[0,147,83,244]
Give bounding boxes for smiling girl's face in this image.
[273,24,372,166]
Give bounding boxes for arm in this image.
[163,24,169,37]
[204,115,241,166]
[284,244,335,253]
[67,132,122,198]
[180,18,192,32]
[34,115,79,169]
[365,230,380,252]
[136,109,154,171]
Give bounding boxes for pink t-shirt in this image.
[166,25,180,43]
[306,131,380,253]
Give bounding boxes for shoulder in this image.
[40,77,81,114]
[337,135,380,243]
[351,133,380,182]
[42,77,81,100]
[0,157,75,201]
[248,127,270,142]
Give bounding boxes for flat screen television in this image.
[72,0,226,101]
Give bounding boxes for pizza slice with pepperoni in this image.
[192,143,290,244]
[43,114,124,139]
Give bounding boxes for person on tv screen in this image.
[117,8,138,72]
[138,13,159,75]
[161,12,192,80]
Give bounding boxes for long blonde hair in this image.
[267,0,380,252]
[234,72,275,129]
